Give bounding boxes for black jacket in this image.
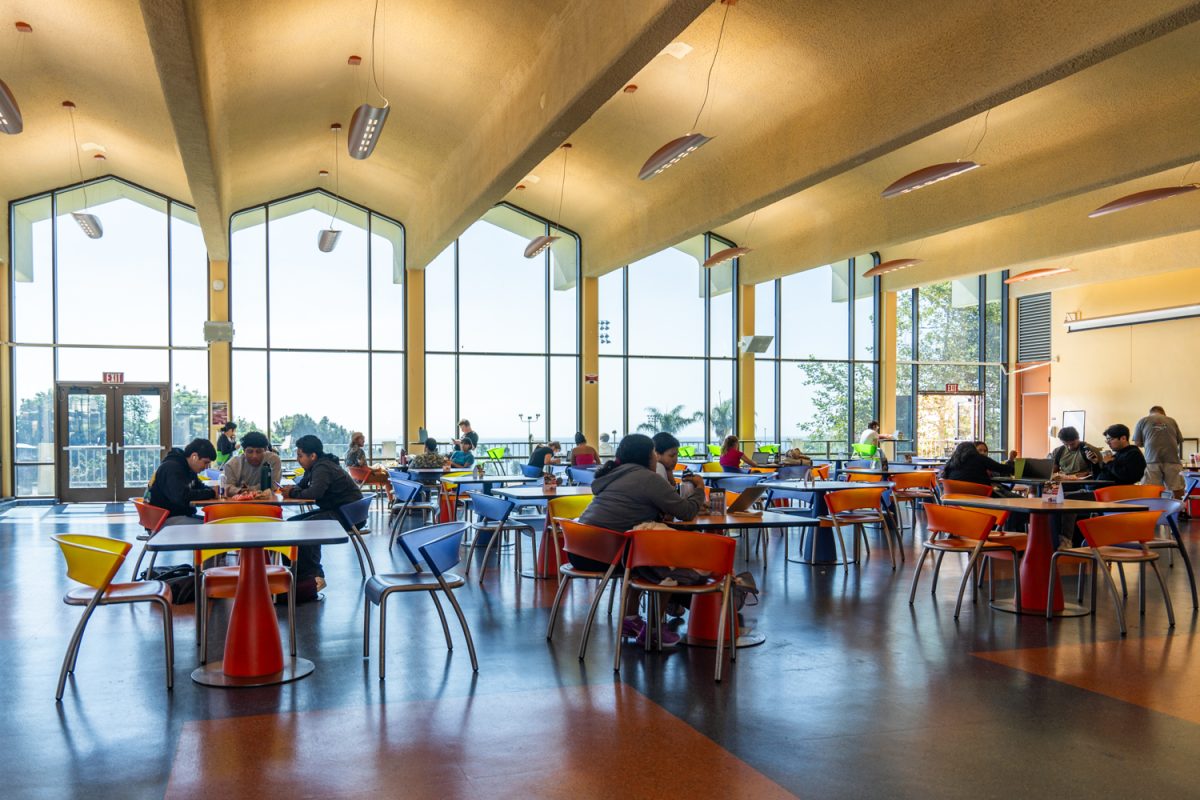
[291,454,363,512]
[1091,446,1146,485]
[149,448,215,518]
[942,451,1014,487]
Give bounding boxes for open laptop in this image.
[1014,457,1053,479]
[726,484,768,514]
[751,450,773,465]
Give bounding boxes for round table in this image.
[765,480,893,564]
[941,496,1147,616]
[492,485,594,578]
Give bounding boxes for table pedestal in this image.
[994,510,1089,617]
[683,592,765,648]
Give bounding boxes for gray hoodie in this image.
[578,463,704,532]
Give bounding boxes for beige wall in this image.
[1050,266,1200,457]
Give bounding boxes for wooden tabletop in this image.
[942,496,1147,515]
[493,485,594,500]
[666,510,808,530]
[993,477,1112,486]
[146,519,349,551]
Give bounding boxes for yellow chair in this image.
[546,494,595,571]
[52,534,174,701]
[701,462,724,473]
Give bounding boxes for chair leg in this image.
[714,581,731,682]
[579,575,614,661]
[613,580,632,673]
[1149,560,1176,628]
[1118,562,1128,600]
[287,574,297,658]
[477,528,503,585]
[908,548,930,604]
[831,523,849,572]
[57,597,101,701]
[357,531,377,577]
[378,594,389,679]
[348,533,367,579]
[443,590,478,672]
[1169,523,1199,609]
[546,573,570,640]
[1139,562,1147,617]
[953,551,983,619]
[1098,560,1127,636]
[429,591,453,650]
[363,598,372,658]
[1011,552,1022,612]
[153,596,175,691]
[462,527,480,576]
[931,552,946,593]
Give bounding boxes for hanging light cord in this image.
[1181,160,1198,185]
[554,146,569,228]
[690,1,732,132]
[67,105,89,209]
[960,108,991,161]
[330,126,341,227]
[370,0,388,105]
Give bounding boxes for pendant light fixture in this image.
[525,143,570,258]
[347,0,389,159]
[0,21,32,135]
[882,109,990,198]
[703,209,757,268]
[862,258,922,279]
[1088,162,1198,218]
[319,123,343,252]
[1004,266,1072,284]
[63,101,102,239]
[637,0,735,181]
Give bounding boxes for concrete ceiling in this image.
[2,0,1199,293]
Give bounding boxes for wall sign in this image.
[945,383,959,393]
[102,372,124,384]
[210,401,229,427]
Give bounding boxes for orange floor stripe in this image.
[165,683,798,799]
[974,636,1200,724]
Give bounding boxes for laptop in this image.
[1014,457,1052,480]
[726,485,768,514]
[751,450,773,465]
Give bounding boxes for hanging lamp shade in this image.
[882,161,981,198]
[638,133,711,180]
[1087,184,1199,218]
[524,234,559,259]
[863,258,923,278]
[347,102,389,160]
[0,78,22,134]
[703,246,751,268]
[71,212,103,239]
[1004,267,1072,284]
[318,228,341,252]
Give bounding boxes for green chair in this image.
[851,443,878,460]
[486,446,506,467]
[678,446,696,458]
[760,445,780,454]
[707,444,722,458]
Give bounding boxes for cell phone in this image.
[681,468,694,478]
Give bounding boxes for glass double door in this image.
[55,383,171,502]
[915,391,982,458]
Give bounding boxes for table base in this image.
[684,630,767,649]
[989,598,1091,618]
[191,657,315,687]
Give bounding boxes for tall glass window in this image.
[9,178,209,496]
[422,204,580,457]
[752,254,879,458]
[230,191,405,463]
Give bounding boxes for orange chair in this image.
[614,530,737,681]
[940,479,994,498]
[1093,485,1163,502]
[811,464,830,480]
[130,498,170,579]
[201,503,284,522]
[52,534,174,701]
[546,520,629,659]
[908,505,1023,618]
[891,471,939,533]
[822,487,902,570]
[545,495,595,573]
[846,472,877,483]
[1049,510,1174,634]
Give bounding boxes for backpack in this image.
[138,563,195,605]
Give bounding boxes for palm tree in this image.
[710,398,734,438]
[638,405,703,435]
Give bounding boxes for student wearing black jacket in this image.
[148,439,217,523]
[941,441,1016,490]
[1060,423,1147,544]
[283,434,364,593]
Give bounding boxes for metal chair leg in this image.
[613,580,632,673]
[1099,561,1127,635]
[429,592,453,650]
[908,548,931,604]
[953,551,982,619]
[154,596,174,690]
[378,594,388,679]
[57,596,101,701]
[546,574,570,640]
[1149,559,1176,627]
[363,599,372,658]
[443,589,479,672]
[714,581,730,683]
[579,575,615,661]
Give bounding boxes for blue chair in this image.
[722,465,746,473]
[462,492,517,583]
[1113,497,1196,609]
[388,479,438,548]
[567,467,595,485]
[336,495,377,578]
[521,464,544,479]
[363,522,477,677]
[387,467,410,481]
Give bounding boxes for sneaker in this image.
[620,616,646,640]
[314,576,327,592]
[636,625,681,648]
[665,601,687,618]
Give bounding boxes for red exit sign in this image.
[945,383,959,393]
[102,372,124,384]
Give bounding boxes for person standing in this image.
[1133,406,1184,498]
[455,419,479,451]
[215,422,238,466]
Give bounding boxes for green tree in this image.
[637,405,702,435]
[171,384,208,446]
[271,413,352,453]
[710,397,734,438]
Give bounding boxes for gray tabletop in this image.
[494,485,594,501]
[440,475,537,486]
[768,480,892,492]
[666,510,809,530]
[146,519,349,551]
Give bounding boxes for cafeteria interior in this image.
[3,2,1200,798]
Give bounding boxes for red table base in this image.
[682,593,765,648]
[1019,511,1063,614]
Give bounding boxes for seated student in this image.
[528,441,562,469]
[221,431,281,499]
[344,431,369,469]
[1048,427,1101,479]
[409,438,448,469]
[1057,424,1148,545]
[943,440,1016,488]
[568,432,599,466]
[718,435,756,470]
[215,422,238,466]
[652,432,681,485]
[578,434,706,646]
[148,438,217,525]
[282,435,364,595]
[449,439,475,468]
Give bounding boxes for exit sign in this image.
[102,372,124,384]
[945,383,959,393]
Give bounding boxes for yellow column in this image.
[580,276,599,444]
[737,283,755,446]
[208,259,231,440]
[879,290,897,433]
[405,268,426,448]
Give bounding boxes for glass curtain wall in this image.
[9,177,209,496]
[423,204,579,457]
[596,234,737,453]
[894,272,1008,457]
[751,255,879,457]
[230,190,405,463]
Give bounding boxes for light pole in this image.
[518,413,541,446]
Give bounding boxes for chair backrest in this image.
[923,504,997,542]
[397,522,468,570]
[521,464,545,478]
[567,467,596,485]
[760,445,780,454]
[466,491,515,525]
[717,475,763,493]
[846,472,877,483]
[967,506,1010,530]
[707,444,722,457]
[203,516,294,561]
[701,462,723,473]
[851,443,878,458]
[1114,496,1181,527]
[335,495,375,531]
[1094,484,1163,502]
[417,527,470,578]
[557,519,628,565]
[673,463,688,472]
[133,499,170,534]
[940,479,993,497]
[811,464,830,480]
[486,446,507,461]
[845,459,874,469]
[387,467,410,481]
[626,529,735,577]
[547,494,593,521]
[1076,510,1162,547]
[825,487,887,515]
[53,534,130,590]
[201,503,284,522]
[773,465,813,481]
[202,468,221,480]
[390,478,422,504]
[892,471,938,491]
[348,466,373,484]
[677,446,696,458]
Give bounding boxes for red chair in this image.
[1049,510,1174,635]
[614,530,737,682]
[891,471,939,533]
[130,498,170,580]
[822,487,902,570]
[940,479,994,498]
[1093,485,1163,502]
[908,504,1023,618]
[545,520,629,659]
[201,503,283,522]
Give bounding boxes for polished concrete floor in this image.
[4,502,1199,799]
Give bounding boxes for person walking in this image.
[1133,405,1184,498]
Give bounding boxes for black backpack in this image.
[138,563,196,605]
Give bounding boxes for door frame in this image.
[915,390,984,456]
[54,382,172,502]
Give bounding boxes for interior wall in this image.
[1051,265,1200,457]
